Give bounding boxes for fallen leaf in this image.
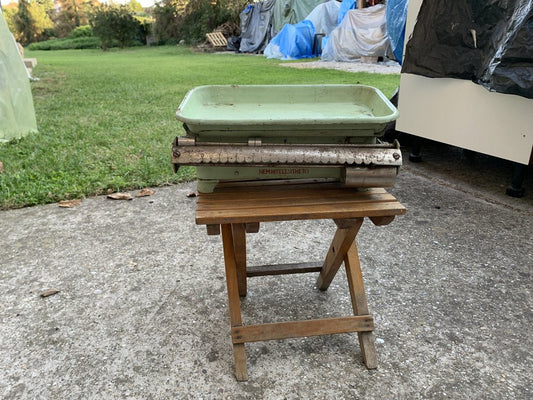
[136,188,155,197]
[58,199,82,208]
[107,192,133,200]
[0,160,3,173]
[186,191,198,198]
[40,289,60,298]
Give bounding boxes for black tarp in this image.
[402,0,533,99]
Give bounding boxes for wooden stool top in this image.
[196,182,406,225]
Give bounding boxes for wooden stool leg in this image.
[221,224,248,381]
[231,223,247,297]
[317,218,363,291]
[344,240,378,369]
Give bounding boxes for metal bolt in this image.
[393,153,401,160]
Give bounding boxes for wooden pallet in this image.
[206,31,227,48]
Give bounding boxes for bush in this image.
[69,25,93,38]
[27,36,101,50]
[178,0,217,44]
[152,2,182,44]
[134,17,153,45]
[91,6,143,50]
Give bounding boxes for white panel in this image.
[396,0,533,165]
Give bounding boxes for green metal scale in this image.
[172,85,401,193]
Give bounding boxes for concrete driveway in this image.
[1,143,531,399]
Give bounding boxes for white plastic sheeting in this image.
[305,0,341,35]
[0,10,37,142]
[321,4,389,62]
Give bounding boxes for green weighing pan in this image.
[176,85,398,139]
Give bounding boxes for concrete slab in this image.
[23,58,37,68]
[1,145,532,399]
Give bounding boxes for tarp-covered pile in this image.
[239,0,276,53]
[306,0,342,37]
[264,20,316,60]
[402,0,533,99]
[322,3,389,62]
[264,0,341,60]
[263,1,394,61]
[0,10,37,142]
[272,0,326,35]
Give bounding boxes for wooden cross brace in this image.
[219,217,388,381]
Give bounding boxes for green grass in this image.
[0,46,400,209]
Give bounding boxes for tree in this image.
[12,0,53,44]
[28,0,54,37]
[37,0,55,16]
[153,0,185,44]
[54,0,99,38]
[13,0,33,44]
[127,0,144,14]
[2,3,19,34]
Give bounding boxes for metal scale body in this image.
[172,85,402,193]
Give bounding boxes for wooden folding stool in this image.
[195,183,405,381]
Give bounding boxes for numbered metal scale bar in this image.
[172,136,403,193]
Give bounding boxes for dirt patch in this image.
[280,60,401,74]
[210,49,401,74]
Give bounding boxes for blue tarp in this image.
[338,0,356,25]
[385,0,408,64]
[264,20,316,60]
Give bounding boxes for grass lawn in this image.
[0,46,400,209]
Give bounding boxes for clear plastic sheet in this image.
[0,10,37,142]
